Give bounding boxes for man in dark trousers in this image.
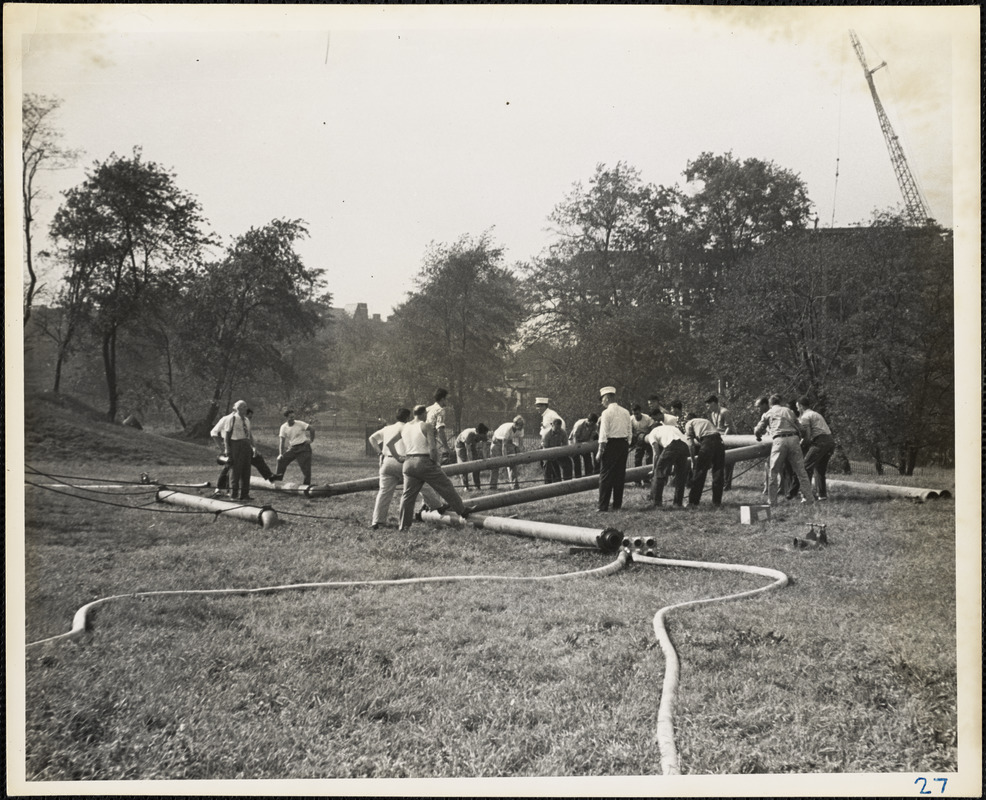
[596,386,632,512]
[684,412,726,507]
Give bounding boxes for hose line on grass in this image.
[26,550,630,648]
[632,553,790,776]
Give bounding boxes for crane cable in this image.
[633,553,790,776]
[831,32,848,228]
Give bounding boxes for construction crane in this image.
[849,29,933,226]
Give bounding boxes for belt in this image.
[773,432,798,438]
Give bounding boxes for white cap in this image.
[599,386,616,398]
[535,397,549,405]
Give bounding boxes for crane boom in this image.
[849,30,933,226]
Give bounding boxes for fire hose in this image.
[631,553,790,775]
[25,551,630,648]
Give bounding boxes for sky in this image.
[7,5,979,318]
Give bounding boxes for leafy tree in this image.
[389,232,523,430]
[523,162,697,407]
[176,219,329,435]
[22,93,81,326]
[49,149,213,420]
[683,151,813,299]
[833,217,953,473]
[703,215,953,473]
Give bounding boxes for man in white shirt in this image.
[367,408,442,529]
[569,413,599,477]
[597,386,632,512]
[489,416,525,491]
[534,397,565,438]
[425,388,451,463]
[211,408,274,497]
[223,400,254,502]
[273,407,315,484]
[630,404,656,480]
[646,417,690,507]
[394,405,467,531]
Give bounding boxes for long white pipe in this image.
[632,553,790,776]
[825,479,952,502]
[26,551,630,648]
[155,489,278,529]
[420,509,624,552]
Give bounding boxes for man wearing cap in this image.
[273,407,315,484]
[684,412,726,506]
[596,386,632,512]
[534,397,565,438]
[395,404,467,531]
[489,416,525,490]
[223,400,254,502]
[705,395,735,490]
[754,394,815,506]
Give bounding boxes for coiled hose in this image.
[632,553,790,776]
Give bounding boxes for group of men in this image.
[209,401,315,501]
[367,391,467,532]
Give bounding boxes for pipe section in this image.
[288,443,600,498]
[155,489,278,528]
[723,441,772,465]
[420,509,623,552]
[825,480,952,502]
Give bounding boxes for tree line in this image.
[23,94,952,472]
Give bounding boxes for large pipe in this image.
[272,442,599,498]
[462,441,775,515]
[724,441,772,464]
[420,509,623,552]
[824,480,952,502]
[155,489,278,528]
[722,434,768,448]
[251,477,312,496]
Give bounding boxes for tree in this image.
[702,215,953,473]
[389,233,523,430]
[176,219,329,435]
[49,148,213,421]
[523,162,698,408]
[683,151,813,291]
[22,93,81,326]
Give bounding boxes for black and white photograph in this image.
[6,4,980,796]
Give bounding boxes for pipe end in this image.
[596,527,624,553]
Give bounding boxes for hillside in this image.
[23,392,214,466]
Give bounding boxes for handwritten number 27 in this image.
[914,777,948,794]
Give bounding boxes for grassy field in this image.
[16,394,962,782]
